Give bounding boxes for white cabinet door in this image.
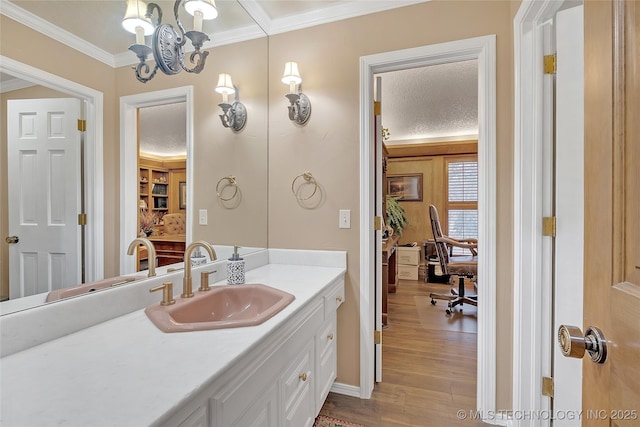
[7,98,82,297]
[179,405,208,427]
[230,383,279,427]
[282,340,315,427]
[316,314,337,414]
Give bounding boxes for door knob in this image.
[558,325,607,364]
[5,236,19,244]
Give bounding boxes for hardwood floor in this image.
[320,278,488,426]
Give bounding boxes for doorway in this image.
[136,102,188,271]
[513,1,585,423]
[1,56,104,299]
[359,35,497,418]
[120,87,194,275]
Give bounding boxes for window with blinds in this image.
[446,159,478,255]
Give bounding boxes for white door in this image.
[374,76,383,381]
[553,5,584,424]
[7,98,82,298]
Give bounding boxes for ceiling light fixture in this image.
[282,62,311,125]
[215,73,247,132]
[122,0,218,83]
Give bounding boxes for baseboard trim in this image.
[330,382,361,398]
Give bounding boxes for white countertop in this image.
[0,260,345,427]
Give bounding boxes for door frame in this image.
[1,55,104,282]
[359,35,498,420]
[512,1,582,425]
[119,87,194,274]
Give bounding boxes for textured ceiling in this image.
[138,102,187,157]
[379,60,478,143]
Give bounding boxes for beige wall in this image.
[267,1,514,408]
[2,0,519,410]
[113,37,270,254]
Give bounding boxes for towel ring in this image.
[216,175,239,201]
[291,171,318,201]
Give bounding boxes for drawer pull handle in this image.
[327,333,334,340]
[336,296,343,303]
[299,373,307,381]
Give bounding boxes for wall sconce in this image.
[282,62,311,125]
[122,0,218,83]
[215,73,247,132]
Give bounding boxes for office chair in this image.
[428,205,478,315]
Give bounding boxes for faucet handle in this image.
[199,270,217,292]
[150,282,176,306]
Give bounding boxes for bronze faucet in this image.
[182,241,217,298]
[127,237,157,277]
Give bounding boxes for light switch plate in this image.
[199,209,208,225]
[339,209,351,229]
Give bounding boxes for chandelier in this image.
[122,0,217,83]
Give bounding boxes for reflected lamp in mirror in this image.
[215,73,247,132]
[122,0,218,83]
[282,62,311,125]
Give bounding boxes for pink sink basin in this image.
[145,283,295,333]
[45,276,144,302]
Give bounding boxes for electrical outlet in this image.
[339,209,351,229]
[199,209,208,225]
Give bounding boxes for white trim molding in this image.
[359,35,497,423]
[0,56,104,282]
[119,87,194,275]
[512,2,566,427]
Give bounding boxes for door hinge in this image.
[77,119,87,132]
[78,213,87,226]
[374,216,382,231]
[544,54,557,74]
[374,101,381,116]
[542,376,554,398]
[374,329,382,345]
[542,216,556,237]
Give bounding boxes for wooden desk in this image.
[149,235,186,267]
[382,234,399,325]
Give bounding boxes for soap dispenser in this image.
[227,246,245,284]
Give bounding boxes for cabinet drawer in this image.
[324,282,344,319]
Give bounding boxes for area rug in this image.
[314,414,368,427]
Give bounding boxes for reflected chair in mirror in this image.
[163,213,186,235]
[428,205,478,315]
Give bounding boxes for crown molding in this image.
[264,0,431,35]
[0,0,116,68]
[3,0,431,70]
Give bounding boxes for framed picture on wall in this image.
[179,182,186,210]
[387,173,423,201]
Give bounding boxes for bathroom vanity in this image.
[0,249,346,427]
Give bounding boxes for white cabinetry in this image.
[168,279,344,427]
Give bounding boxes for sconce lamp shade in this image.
[184,0,218,20]
[215,73,235,95]
[122,0,154,35]
[281,62,302,85]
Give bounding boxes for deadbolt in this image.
[558,325,607,364]
[5,236,19,244]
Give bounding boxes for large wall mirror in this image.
[0,0,268,313]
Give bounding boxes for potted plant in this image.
[385,195,409,236]
[139,208,157,237]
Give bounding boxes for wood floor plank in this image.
[319,278,489,426]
